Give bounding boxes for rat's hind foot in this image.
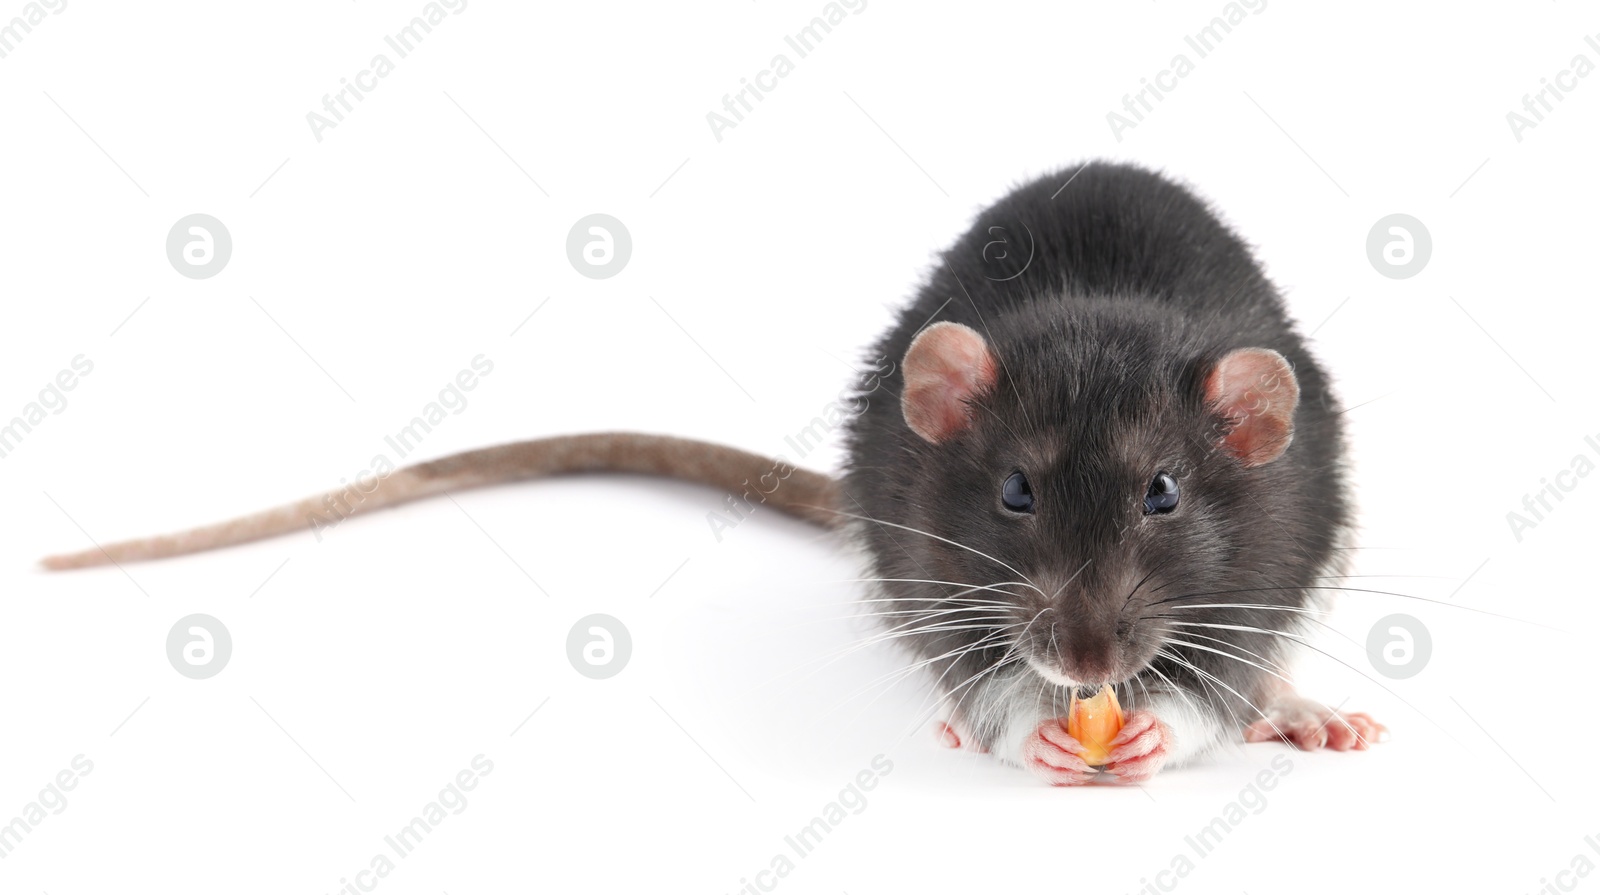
[1021,718,1098,786]
[1244,696,1386,751]
[932,718,987,752]
[933,721,963,749]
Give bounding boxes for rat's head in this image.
[895,312,1302,689]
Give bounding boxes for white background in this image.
[2,1,1597,892]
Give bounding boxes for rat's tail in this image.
[40,432,840,571]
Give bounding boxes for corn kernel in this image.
[1067,686,1125,766]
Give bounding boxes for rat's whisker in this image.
[805,506,1047,597]
[1151,602,1330,616]
[1140,660,1206,726]
[1162,628,1288,673]
[1154,648,1287,742]
[1121,561,1171,615]
[1148,585,1551,630]
[1162,621,1465,747]
[786,612,1021,676]
[844,577,1036,598]
[1162,637,1294,686]
[834,624,1027,726]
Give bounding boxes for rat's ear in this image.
[901,321,998,443]
[1204,348,1299,467]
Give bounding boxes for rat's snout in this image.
[1026,569,1146,687]
[1025,612,1133,688]
[1056,622,1121,685]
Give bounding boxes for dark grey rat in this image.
[840,162,1382,783]
[42,161,1382,784]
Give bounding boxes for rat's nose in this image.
[1035,566,1144,684]
[1059,626,1118,684]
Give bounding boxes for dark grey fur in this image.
[841,162,1348,750]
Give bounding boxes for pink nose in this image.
[1056,623,1120,684]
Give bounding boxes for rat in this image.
[42,161,1383,784]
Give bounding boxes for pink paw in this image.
[1022,719,1097,786]
[932,721,987,752]
[1102,710,1171,784]
[1244,699,1387,751]
[934,722,962,749]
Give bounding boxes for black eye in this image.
[1002,471,1034,514]
[1144,471,1180,515]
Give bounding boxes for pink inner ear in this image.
[901,322,998,443]
[1204,348,1299,467]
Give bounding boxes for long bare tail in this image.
[40,432,840,571]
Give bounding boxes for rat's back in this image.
[871,162,1299,378]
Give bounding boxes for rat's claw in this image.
[1102,710,1171,784]
[1022,718,1098,786]
[1244,699,1387,751]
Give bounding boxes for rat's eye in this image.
[1002,471,1034,514]
[1144,471,1180,515]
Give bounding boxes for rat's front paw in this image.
[1022,718,1098,786]
[1244,698,1386,751]
[1101,710,1171,784]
